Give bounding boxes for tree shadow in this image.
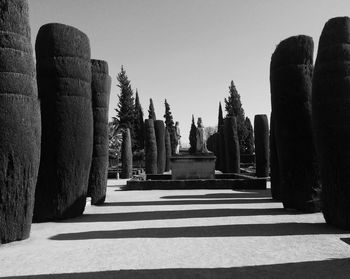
[101,198,276,207]
[161,191,271,200]
[50,222,348,240]
[4,258,350,278]
[59,207,300,223]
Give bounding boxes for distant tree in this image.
[133,90,144,150]
[218,102,224,127]
[164,99,174,128]
[204,126,217,140]
[189,115,197,154]
[244,117,254,155]
[114,66,134,131]
[164,99,177,154]
[148,98,156,120]
[224,80,247,154]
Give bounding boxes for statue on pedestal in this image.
[196,117,209,154]
[175,121,181,154]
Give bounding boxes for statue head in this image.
[197,117,204,128]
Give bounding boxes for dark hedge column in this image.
[34,23,93,221]
[224,117,240,173]
[270,113,280,200]
[165,128,171,172]
[87,59,111,205]
[145,119,157,174]
[270,35,320,212]
[218,125,226,172]
[121,128,132,179]
[254,114,269,177]
[0,0,41,244]
[313,17,350,228]
[154,120,166,174]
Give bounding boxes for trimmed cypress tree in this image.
[223,117,240,173]
[244,117,254,155]
[218,102,224,126]
[133,90,144,151]
[154,120,166,174]
[189,115,197,154]
[271,35,320,212]
[312,17,350,227]
[217,102,226,172]
[34,23,93,221]
[0,0,41,244]
[165,128,171,172]
[88,59,111,205]
[144,119,157,174]
[270,112,281,200]
[148,98,156,120]
[254,115,269,177]
[121,128,132,179]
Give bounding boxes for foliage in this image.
[204,126,217,140]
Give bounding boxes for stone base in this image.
[170,155,216,180]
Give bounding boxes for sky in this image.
[28,0,350,144]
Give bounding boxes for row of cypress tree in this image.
[0,0,111,243]
[270,17,350,229]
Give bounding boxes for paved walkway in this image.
[1,180,350,278]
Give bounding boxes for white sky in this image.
[29,0,350,143]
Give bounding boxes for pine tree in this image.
[244,117,254,155]
[224,81,247,154]
[189,115,197,154]
[114,66,135,131]
[148,98,156,120]
[134,90,144,150]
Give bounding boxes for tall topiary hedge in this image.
[254,115,269,177]
[154,120,166,174]
[165,128,171,172]
[87,59,111,205]
[145,119,157,174]
[223,117,240,173]
[312,17,350,228]
[34,23,93,221]
[121,128,132,179]
[0,0,41,244]
[270,35,320,212]
[269,113,280,200]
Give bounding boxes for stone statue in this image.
[175,121,181,154]
[196,117,209,153]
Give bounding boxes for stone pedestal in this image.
[170,155,216,180]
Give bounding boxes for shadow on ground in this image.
[101,198,276,207]
[59,207,300,223]
[3,258,350,279]
[50,222,348,240]
[161,190,271,199]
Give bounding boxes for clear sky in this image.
[28,0,350,144]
